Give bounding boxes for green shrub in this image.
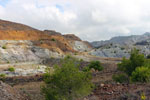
[88,61,103,71]
[112,73,129,83]
[2,45,6,49]
[8,67,15,72]
[51,38,56,41]
[118,49,145,76]
[42,56,94,100]
[80,59,83,62]
[131,67,150,83]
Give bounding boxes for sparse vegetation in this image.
[40,41,43,44]
[51,38,56,41]
[141,92,146,100]
[87,61,103,71]
[7,61,10,64]
[42,56,94,100]
[2,45,6,49]
[80,59,83,62]
[112,73,129,83]
[0,74,6,78]
[8,67,15,72]
[74,52,77,55]
[120,47,125,50]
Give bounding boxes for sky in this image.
[0,0,150,41]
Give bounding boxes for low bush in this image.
[8,67,15,72]
[88,61,103,71]
[112,73,129,83]
[51,38,56,41]
[2,45,6,49]
[0,74,6,78]
[131,67,150,83]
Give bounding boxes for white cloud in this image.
[0,0,150,41]
[92,10,108,23]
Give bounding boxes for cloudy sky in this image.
[0,0,150,41]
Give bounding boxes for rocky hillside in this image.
[0,19,92,63]
[90,32,150,58]
[0,81,28,100]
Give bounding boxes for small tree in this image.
[42,56,94,100]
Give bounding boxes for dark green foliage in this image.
[88,61,103,71]
[42,56,94,100]
[112,73,129,83]
[118,49,145,76]
[82,67,90,72]
[51,38,56,41]
[116,48,150,83]
[131,67,150,83]
[147,54,150,59]
[143,59,150,67]
[121,47,125,50]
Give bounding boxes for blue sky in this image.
[0,0,10,6]
[55,4,64,12]
[0,0,150,41]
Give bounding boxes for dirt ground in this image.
[13,82,44,100]
[2,59,150,100]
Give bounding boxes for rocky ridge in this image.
[90,32,150,58]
